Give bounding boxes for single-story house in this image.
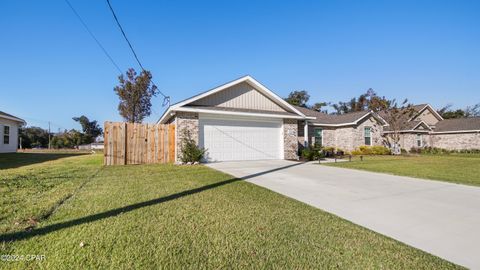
[157,76,387,162]
[382,104,480,150]
[158,76,310,162]
[158,76,480,162]
[0,111,26,153]
[294,106,387,151]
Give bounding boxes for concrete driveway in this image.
[207,160,480,269]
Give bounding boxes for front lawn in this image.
[325,154,480,186]
[0,154,461,269]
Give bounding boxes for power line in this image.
[105,0,170,106]
[64,0,123,74]
[106,0,145,71]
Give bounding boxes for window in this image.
[3,126,10,144]
[416,134,423,147]
[314,128,323,147]
[364,127,371,145]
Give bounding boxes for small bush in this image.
[351,150,362,155]
[458,149,480,154]
[410,147,480,155]
[352,145,390,155]
[322,146,335,157]
[335,148,345,156]
[301,148,316,161]
[301,145,324,161]
[180,129,206,163]
[371,146,391,155]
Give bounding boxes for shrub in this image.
[371,146,391,155]
[180,129,206,163]
[351,150,362,155]
[301,145,324,161]
[301,148,316,161]
[352,145,391,155]
[411,147,480,155]
[458,149,480,154]
[322,146,335,157]
[409,147,421,154]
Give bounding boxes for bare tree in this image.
[380,99,416,154]
[465,103,480,117]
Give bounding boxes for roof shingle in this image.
[434,118,480,132]
[293,106,372,125]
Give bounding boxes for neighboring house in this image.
[382,104,480,150]
[158,76,479,162]
[294,106,386,152]
[0,111,26,153]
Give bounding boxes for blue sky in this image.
[1,0,479,131]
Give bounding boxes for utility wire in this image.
[64,0,123,74]
[105,0,170,106]
[106,0,145,71]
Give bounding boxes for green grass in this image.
[325,154,480,186]
[0,153,101,234]
[0,154,461,269]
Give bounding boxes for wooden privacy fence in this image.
[104,122,175,165]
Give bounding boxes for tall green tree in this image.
[438,103,480,119]
[284,90,310,107]
[311,102,328,112]
[114,68,158,123]
[284,90,330,113]
[73,115,103,143]
[51,129,84,149]
[438,105,465,119]
[332,88,389,114]
[19,127,50,148]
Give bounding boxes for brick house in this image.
[158,76,480,162]
[382,104,480,150]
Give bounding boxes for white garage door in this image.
[199,114,283,162]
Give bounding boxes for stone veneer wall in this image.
[396,133,429,150]
[297,123,336,148]
[350,117,384,151]
[430,132,480,150]
[321,128,336,148]
[333,127,356,151]
[298,116,384,152]
[283,119,298,159]
[175,112,199,161]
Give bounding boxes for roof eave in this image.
[0,115,26,125]
[170,107,308,119]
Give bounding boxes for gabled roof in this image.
[295,106,386,126]
[158,76,308,123]
[383,120,432,133]
[0,111,26,124]
[433,117,480,133]
[409,103,444,122]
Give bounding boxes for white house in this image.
[0,111,26,153]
